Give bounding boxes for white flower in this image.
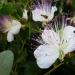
[34,16,75,69]
[22,9,28,20]
[32,0,57,22]
[0,16,21,42]
[7,20,21,42]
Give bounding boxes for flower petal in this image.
[63,26,75,54]
[32,8,45,22]
[22,9,28,20]
[48,6,57,21]
[34,45,59,69]
[32,5,57,22]
[42,29,59,47]
[9,20,21,35]
[7,32,14,42]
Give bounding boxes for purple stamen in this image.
[54,16,58,32]
[33,0,53,10]
[53,15,70,32]
[0,16,11,31]
[0,16,11,25]
[62,16,66,29]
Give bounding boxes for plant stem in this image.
[44,63,63,75]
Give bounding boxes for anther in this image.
[41,15,48,19]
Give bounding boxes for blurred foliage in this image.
[0,0,75,75]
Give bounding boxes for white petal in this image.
[63,26,75,54]
[7,32,14,42]
[32,6,57,22]
[32,8,45,22]
[22,9,28,20]
[34,45,59,69]
[48,6,57,21]
[42,29,59,47]
[9,20,21,35]
[51,6,57,13]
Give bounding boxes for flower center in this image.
[59,49,64,61]
[41,14,48,19]
[3,21,12,33]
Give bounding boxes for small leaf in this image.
[0,50,14,75]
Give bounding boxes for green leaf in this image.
[0,50,14,75]
[0,3,14,15]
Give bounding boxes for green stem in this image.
[44,63,63,75]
